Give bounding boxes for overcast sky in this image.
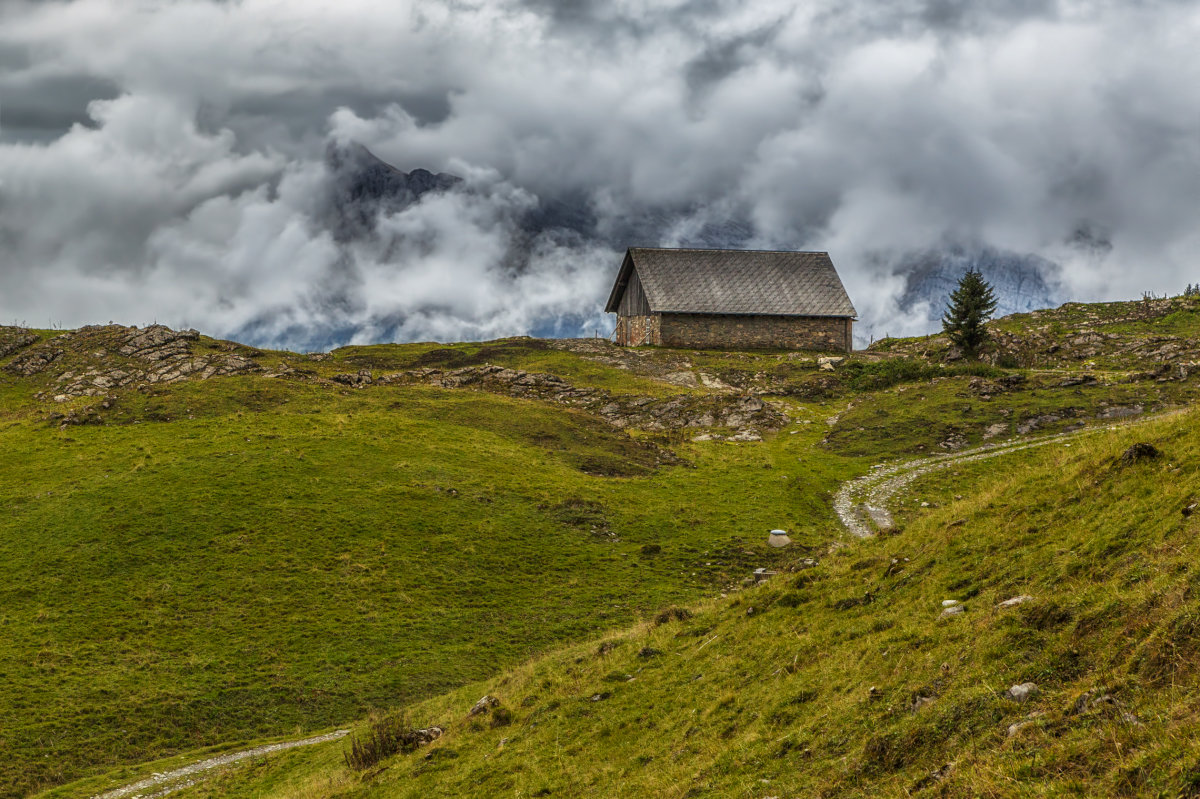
[1,0,1198,348]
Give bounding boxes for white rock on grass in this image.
[1007,712,1045,737]
[998,595,1034,608]
[939,605,965,618]
[467,695,500,717]
[1004,683,1039,703]
[941,599,960,607]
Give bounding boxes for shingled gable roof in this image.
[605,247,857,318]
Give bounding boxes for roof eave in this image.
[603,249,636,314]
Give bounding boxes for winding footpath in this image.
[90,730,348,799]
[834,410,1183,538]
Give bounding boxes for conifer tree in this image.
[941,268,998,359]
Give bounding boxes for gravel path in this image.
[831,406,1192,539]
[90,730,348,799]
[833,431,1095,538]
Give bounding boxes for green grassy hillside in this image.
[154,406,1200,798]
[1,328,853,797]
[4,295,1199,798]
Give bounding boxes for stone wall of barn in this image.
[657,313,852,352]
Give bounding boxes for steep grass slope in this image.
[7,295,1199,797]
[170,407,1200,798]
[0,333,853,798]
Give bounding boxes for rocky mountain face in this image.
[894,245,1064,330]
[324,142,462,242]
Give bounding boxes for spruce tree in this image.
[941,268,998,359]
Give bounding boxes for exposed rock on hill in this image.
[2,324,262,400]
[873,297,1200,375]
[380,364,787,435]
[0,327,38,359]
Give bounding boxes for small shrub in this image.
[654,607,692,625]
[344,714,432,771]
[1117,442,1161,467]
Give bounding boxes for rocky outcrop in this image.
[870,297,1200,376]
[2,324,262,400]
[379,364,787,435]
[5,347,63,376]
[0,327,39,360]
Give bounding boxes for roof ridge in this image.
[629,246,830,256]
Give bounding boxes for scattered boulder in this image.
[1006,712,1044,737]
[415,726,444,745]
[467,695,500,717]
[1097,404,1143,420]
[332,369,374,387]
[939,433,968,450]
[940,604,965,619]
[1004,683,1039,703]
[912,695,936,712]
[998,595,1034,609]
[983,423,1008,440]
[1017,414,1061,435]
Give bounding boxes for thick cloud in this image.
[1,0,1198,348]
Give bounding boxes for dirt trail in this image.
[90,730,348,799]
[833,410,1183,538]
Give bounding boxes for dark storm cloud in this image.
[0,0,1198,346]
[683,22,785,99]
[919,0,1057,33]
[1,72,120,140]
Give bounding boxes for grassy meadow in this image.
[1,361,853,797]
[3,295,1198,798]
[166,406,1200,798]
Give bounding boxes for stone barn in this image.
[605,247,857,352]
